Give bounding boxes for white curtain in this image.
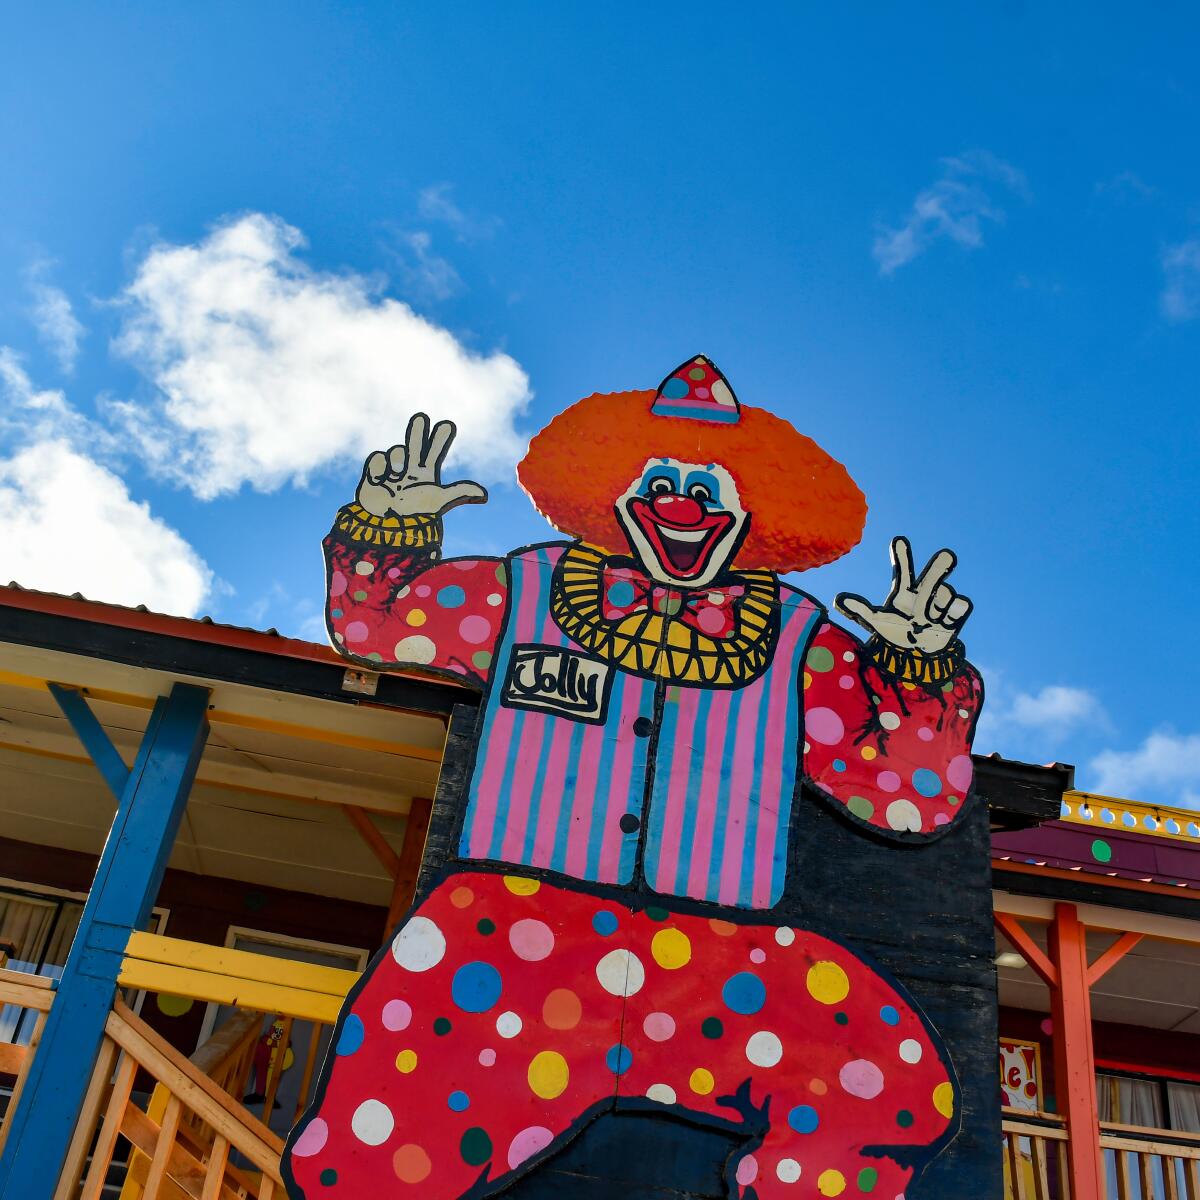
[1168,1082,1200,1134]
[1097,1073,1165,1128]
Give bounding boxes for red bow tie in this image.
[600,563,744,637]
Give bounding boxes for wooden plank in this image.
[200,1136,229,1200]
[0,1007,47,1153]
[293,1022,324,1125]
[994,911,1059,988]
[0,967,54,989]
[143,1094,184,1197]
[343,805,402,877]
[116,959,346,1024]
[0,1042,26,1074]
[1167,1154,1183,1200]
[1087,931,1144,986]
[1114,1149,1132,1200]
[81,1052,137,1200]
[1139,1151,1156,1199]
[123,932,359,996]
[1032,1133,1052,1200]
[53,1035,118,1200]
[106,1003,284,1172]
[120,1104,243,1200]
[0,978,54,1010]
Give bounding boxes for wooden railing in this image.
[1003,1110,1071,1199]
[0,966,55,1155]
[1003,1112,1200,1200]
[56,998,286,1200]
[1100,1121,1200,1200]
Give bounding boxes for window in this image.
[1098,1071,1200,1133]
[0,878,167,1044]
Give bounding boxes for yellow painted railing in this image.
[1062,791,1200,845]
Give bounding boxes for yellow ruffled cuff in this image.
[331,504,443,550]
[866,636,965,685]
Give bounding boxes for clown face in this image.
[616,457,748,588]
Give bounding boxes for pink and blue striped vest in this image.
[458,545,823,910]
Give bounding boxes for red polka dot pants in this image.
[286,872,957,1199]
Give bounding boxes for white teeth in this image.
[658,527,707,543]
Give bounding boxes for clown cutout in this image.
[286,357,984,1200]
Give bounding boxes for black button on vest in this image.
[632,716,654,738]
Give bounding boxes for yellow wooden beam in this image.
[124,932,358,996]
[0,669,445,762]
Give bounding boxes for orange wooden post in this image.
[1047,903,1105,1200]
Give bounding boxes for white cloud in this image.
[973,675,1105,756]
[27,274,84,373]
[0,348,88,443]
[417,183,499,242]
[1161,238,1200,322]
[873,150,1030,275]
[1089,731,1200,809]
[392,229,463,301]
[0,438,212,616]
[110,213,531,500]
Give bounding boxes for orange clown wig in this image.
[517,356,868,574]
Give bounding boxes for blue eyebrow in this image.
[684,468,722,504]
[641,464,681,488]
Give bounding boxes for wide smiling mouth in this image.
[626,498,736,580]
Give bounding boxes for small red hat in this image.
[651,355,740,424]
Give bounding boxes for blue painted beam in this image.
[47,682,131,800]
[0,682,210,1200]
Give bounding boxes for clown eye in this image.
[646,476,675,496]
[687,482,712,503]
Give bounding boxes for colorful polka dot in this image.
[646,1083,676,1104]
[912,768,942,797]
[806,645,835,672]
[508,1126,553,1170]
[839,1058,884,1099]
[736,1155,759,1185]
[395,1048,418,1073]
[509,918,555,961]
[436,585,466,608]
[393,1144,431,1183]
[806,961,850,1005]
[596,948,645,996]
[651,927,692,969]
[805,707,845,746]
[788,1104,819,1133]
[528,1050,569,1099]
[899,1038,923,1064]
[818,1167,846,1195]
[746,1030,783,1067]
[606,1044,633,1074]
[336,1014,364,1055]
[543,988,582,1030]
[291,1118,328,1158]
[777,1158,802,1184]
[451,962,502,1013]
[448,1090,470,1111]
[460,1127,492,1166]
[449,886,474,908]
[459,615,491,644]
[879,1005,900,1026]
[393,635,436,664]
[592,910,619,936]
[392,917,446,972]
[847,796,874,820]
[933,1081,955,1118]
[351,1099,394,1146]
[496,1010,522,1038]
[405,609,427,626]
[689,1067,715,1094]
[643,1012,676,1041]
[503,876,540,896]
[857,1166,878,1192]
[723,971,766,1014]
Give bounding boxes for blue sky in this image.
[1,4,1199,806]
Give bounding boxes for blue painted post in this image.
[0,682,210,1199]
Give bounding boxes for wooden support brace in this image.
[48,682,131,800]
[343,804,403,878]
[1087,931,1144,986]
[387,795,433,934]
[994,911,1060,988]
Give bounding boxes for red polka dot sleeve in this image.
[801,621,982,838]
[323,506,508,685]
